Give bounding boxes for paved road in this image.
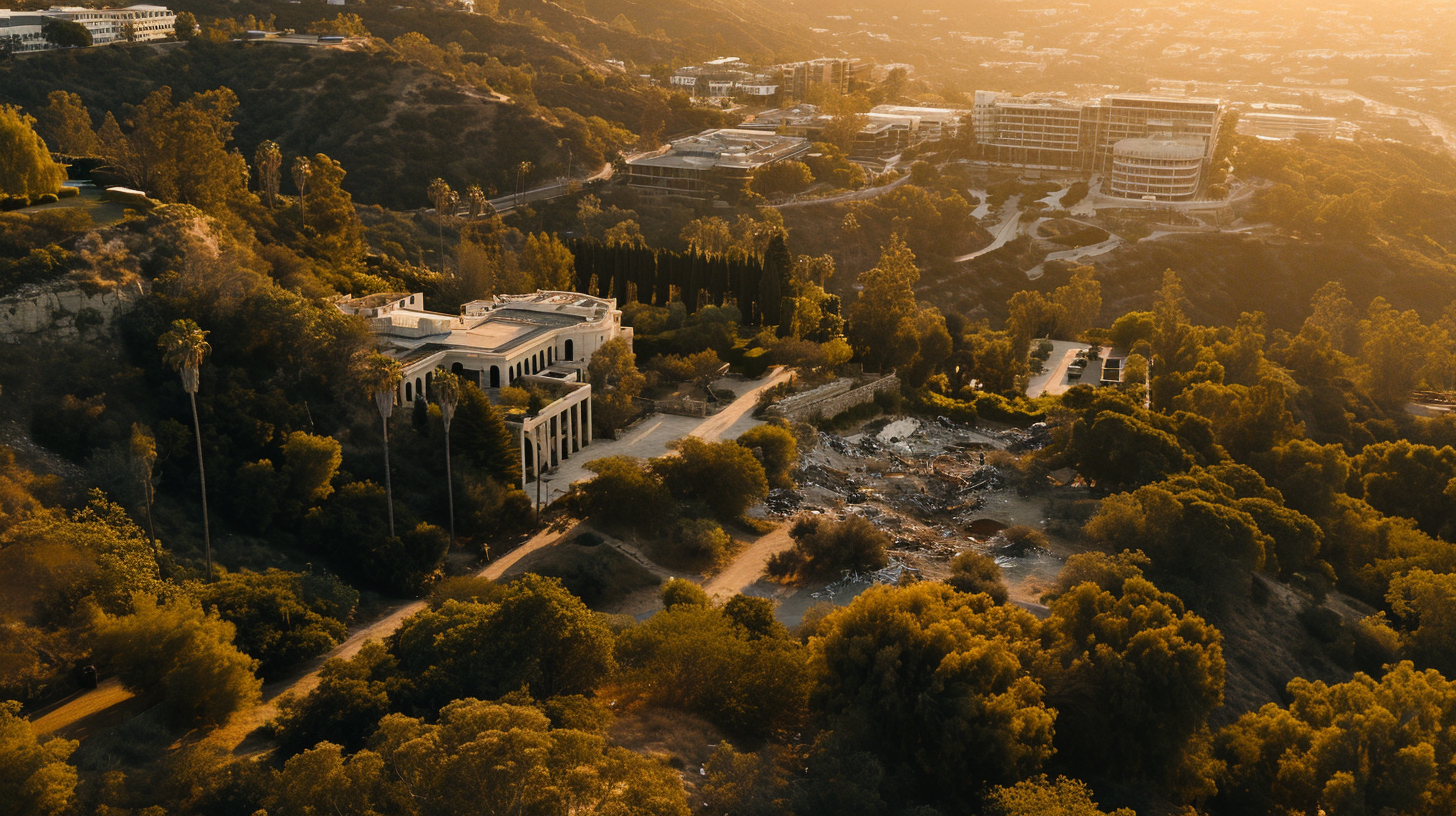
[955,195,1023,262]
[524,367,792,507]
[776,174,911,209]
[475,163,615,216]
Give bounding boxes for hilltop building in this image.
[780,58,852,100]
[1237,111,1337,140]
[336,290,632,485]
[973,91,1226,191]
[739,104,920,160]
[869,105,971,141]
[1,5,175,51]
[625,129,812,203]
[669,57,780,100]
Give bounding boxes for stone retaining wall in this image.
[0,280,146,343]
[769,374,899,422]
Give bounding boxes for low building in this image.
[42,5,176,45]
[625,128,812,203]
[1237,112,1337,140]
[337,290,633,487]
[1,4,175,50]
[669,58,780,100]
[740,104,919,159]
[869,104,971,141]
[0,10,50,52]
[1107,137,1205,201]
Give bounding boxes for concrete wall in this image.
[0,281,147,344]
[769,374,899,422]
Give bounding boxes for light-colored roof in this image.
[1112,137,1206,160]
[628,128,809,171]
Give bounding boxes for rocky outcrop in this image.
[0,280,148,343]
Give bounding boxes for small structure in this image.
[338,290,632,488]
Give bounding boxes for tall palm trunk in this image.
[444,427,455,550]
[141,470,158,559]
[189,391,212,582]
[381,413,395,538]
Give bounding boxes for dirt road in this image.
[702,524,794,602]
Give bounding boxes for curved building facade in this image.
[1108,137,1205,201]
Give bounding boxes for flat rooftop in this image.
[628,129,810,171]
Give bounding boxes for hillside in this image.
[0,0,818,208]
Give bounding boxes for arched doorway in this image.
[451,362,464,376]
[405,381,412,401]
[489,366,500,388]
[415,378,423,401]
[424,372,432,399]
[564,339,573,361]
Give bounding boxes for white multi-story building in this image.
[1108,138,1205,201]
[338,290,633,486]
[0,10,51,52]
[974,90,1226,177]
[1,5,175,49]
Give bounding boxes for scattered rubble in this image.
[779,414,1085,604]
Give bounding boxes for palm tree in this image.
[361,352,404,537]
[255,140,282,209]
[515,161,533,208]
[159,319,213,582]
[433,367,462,550]
[292,155,312,225]
[428,178,454,273]
[466,184,487,220]
[129,423,159,562]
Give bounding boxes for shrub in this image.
[92,594,261,727]
[783,515,890,578]
[946,551,1008,604]
[740,346,771,378]
[56,186,80,199]
[669,518,733,566]
[33,193,58,205]
[736,424,798,489]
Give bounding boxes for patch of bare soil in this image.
[1212,574,1365,725]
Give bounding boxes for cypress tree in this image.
[760,232,792,330]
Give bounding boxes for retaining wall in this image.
[769,374,899,422]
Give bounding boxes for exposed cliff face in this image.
[0,280,148,343]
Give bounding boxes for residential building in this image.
[337,290,632,487]
[625,129,812,203]
[1108,137,1205,201]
